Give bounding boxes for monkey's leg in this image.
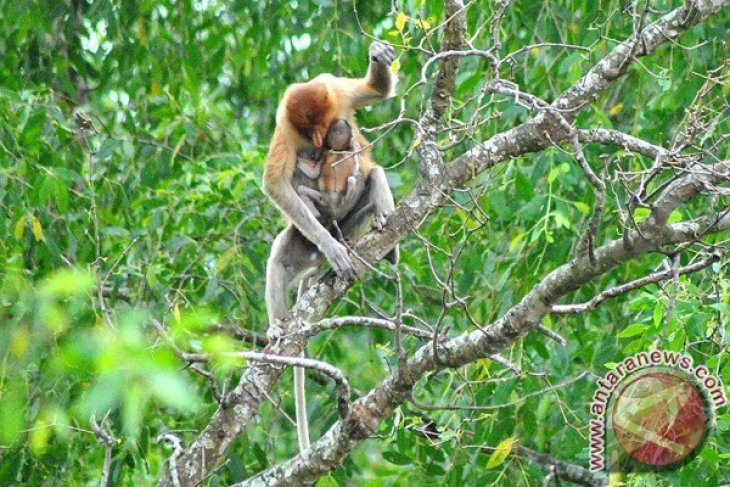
[368,167,399,264]
[265,226,322,330]
[338,170,399,264]
[265,226,323,451]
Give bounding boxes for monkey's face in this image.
[313,103,342,148]
[285,81,340,149]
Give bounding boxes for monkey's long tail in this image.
[294,357,311,451]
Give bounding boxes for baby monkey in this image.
[296,119,365,222]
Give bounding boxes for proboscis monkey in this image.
[263,42,398,452]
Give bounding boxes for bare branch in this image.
[411,372,588,411]
[158,433,184,487]
[90,414,116,487]
[551,252,722,314]
[572,135,607,264]
[576,128,670,160]
[185,352,352,420]
[426,0,467,120]
[535,323,568,346]
[299,316,432,339]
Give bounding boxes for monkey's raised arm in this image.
[263,127,356,280]
[331,42,397,108]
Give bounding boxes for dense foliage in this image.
[0,0,727,485]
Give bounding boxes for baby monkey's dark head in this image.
[325,119,353,151]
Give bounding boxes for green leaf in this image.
[618,323,645,338]
[547,167,560,184]
[487,436,517,469]
[633,208,651,224]
[148,372,201,413]
[553,211,571,229]
[383,450,412,466]
[653,302,664,329]
[574,202,591,214]
[514,171,534,201]
[14,216,25,240]
[509,233,525,252]
[31,215,44,241]
[0,383,27,446]
[667,209,682,224]
[41,268,96,297]
[315,476,340,487]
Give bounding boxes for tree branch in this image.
[517,446,606,487]
[551,252,722,314]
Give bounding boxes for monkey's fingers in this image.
[372,212,388,231]
[307,202,321,219]
[370,41,396,66]
[326,241,357,281]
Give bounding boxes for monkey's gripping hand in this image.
[369,41,396,66]
[324,239,357,281]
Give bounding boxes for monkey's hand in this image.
[297,158,321,179]
[372,207,392,231]
[297,186,322,219]
[369,41,396,66]
[323,240,357,281]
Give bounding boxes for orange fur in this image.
[319,151,358,193]
[284,81,338,148]
[264,76,381,199]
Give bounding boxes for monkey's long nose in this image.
[312,125,327,148]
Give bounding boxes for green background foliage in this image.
[0,0,727,485]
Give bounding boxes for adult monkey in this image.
[263,42,398,451]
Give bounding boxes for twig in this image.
[551,253,721,314]
[157,432,184,487]
[185,351,352,419]
[572,135,606,265]
[411,372,588,411]
[534,323,568,346]
[299,316,431,339]
[90,414,116,487]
